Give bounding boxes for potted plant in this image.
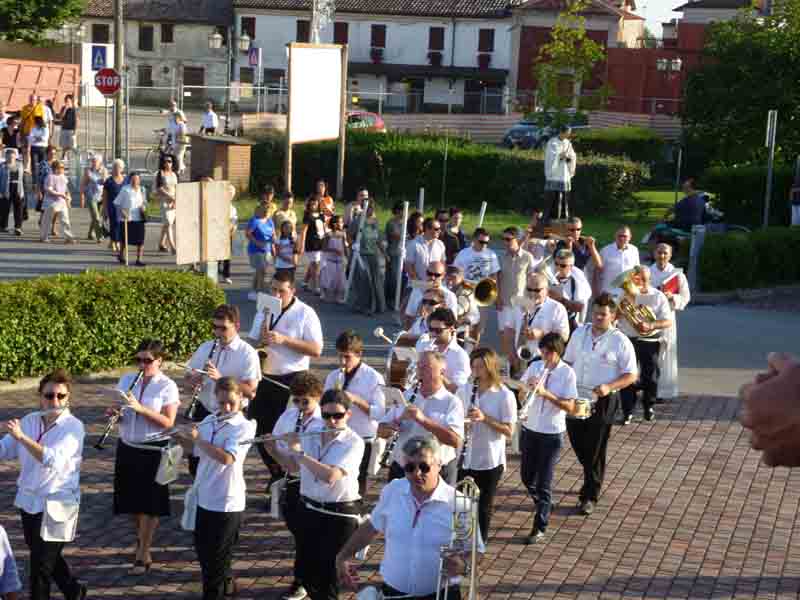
[477,53,491,69]
[427,51,442,67]
[370,47,384,63]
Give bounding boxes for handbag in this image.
[155,444,184,485]
[181,483,199,531]
[270,477,287,520]
[41,496,80,542]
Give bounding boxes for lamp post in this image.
[209,28,250,134]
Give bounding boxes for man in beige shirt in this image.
[496,226,537,372]
[271,191,297,234]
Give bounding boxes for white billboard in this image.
[287,43,344,144]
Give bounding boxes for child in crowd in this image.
[319,214,349,303]
[246,205,274,298]
[300,196,325,294]
[273,220,299,281]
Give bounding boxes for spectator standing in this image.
[155,156,178,254]
[41,160,75,243]
[598,226,640,294]
[43,98,55,144]
[29,117,49,182]
[1,116,20,151]
[349,203,387,315]
[543,125,576,221]
[406,210,423,242]
[320,215,348,303]
[454,227,501,341]
[19,93,43,171]
[0,99,7,131]
[442,207,467,265]
[301,197,326,294]
[310,178,334,224]
[405,217,446,282]
[103,159,127,256]
[220,182,238,284]
[200,102,220,134]
[246,205,275,298]
[273,219,298,281]
[79,154,108,242]
[173,112,189,176]
[271,190,295,232]
[0,148,25,235]
[58,94,79,158]
[114,171,148,266]
[384,201,405,307]
[343,187,368,238]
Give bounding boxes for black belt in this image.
[301,496,359,512]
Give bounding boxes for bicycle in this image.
[145,129,191,177]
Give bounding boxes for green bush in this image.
[699,227,800,292]
[250,131,649,214]
[0,270,225,380]
[702,163,794,228]
[572,126,667,165]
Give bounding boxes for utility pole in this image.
[114,0,125,160]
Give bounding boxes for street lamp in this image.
[208,28,252,134]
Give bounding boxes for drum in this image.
[567,385,597,420]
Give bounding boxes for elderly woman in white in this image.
[114,171,148,267]
[544,125,576,221]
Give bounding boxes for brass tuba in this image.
[435,477,481,600]
[612,267,658,338]
[462,278,498,307]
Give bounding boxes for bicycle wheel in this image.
[145,148,160,174]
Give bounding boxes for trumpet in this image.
[185,338,219,420]
[95,370,144,450]
[460,277,497,307]
[240,427,339,445]
[435,477,481,600]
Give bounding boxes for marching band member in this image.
[552,217,602,272]
[597,226,640,294]
[512,273,569,375]
[324,331,386,496]
[519,334,578,544]
[446,265,480,331]
[405,217,446,283]
[453,227,501,342]
[615,266,672,424]
[378,351,464,484]
[264,373,324,600]
[337,436,481,600]
[649,243,691,402]
[496,226,537,371]
[407,288,446,338]
[548,249,593,333]
[0,369,87,600]
[186,304,260,474]
[404,261,457,329]
[112,339,179,575]
[416,308,471,394]
[265,390,364,600]
[563,293,637,516]
[248,270,323,493]
[175,378,257,600]
[457,348,516,541]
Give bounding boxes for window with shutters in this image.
[333,22,349,45]
[161,24,174,44]
[478,29,494,52]
[371,24,386,48]
[241,17,256,39]
[183,66,205,86]
[138,65,153,87]
[428,27,444,51]
[91,24,110,44]
[296,20,310,42]
[139,24,154,51]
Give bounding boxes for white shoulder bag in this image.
[41,495,80,542]
[269,477,287,520]
[181,483,199,531]
[155,445,184,485]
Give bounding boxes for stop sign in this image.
[95,68,121,96]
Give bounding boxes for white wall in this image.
[680,8,742,24]
[80,42,115,107]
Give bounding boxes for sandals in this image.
[130,559,152,575]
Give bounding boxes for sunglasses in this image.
[567,227,581,232]
[502,237,515,242]
[212,323,230,331]
[427,271,444,278]
[428,326,447,334]
[527,287,544,293]
[136,357,156,364]
[422,299,440,306]
[431,227,441,233]
[43,392,68,400]
[404,461,432,474]
[476,239,490,245]
[322,411,346,421]
[556,263,571,268]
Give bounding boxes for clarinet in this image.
[381,381,420,467]
[185,338,219,420]
[95,369,144,450]
[457,379,479,471]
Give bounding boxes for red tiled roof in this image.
[673,0,751,10]
[84,0,233,25]
[233,0,521,18]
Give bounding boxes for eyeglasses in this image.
[404,461,432,474]
[527,287,544,293]
[502,237,515,242]
[43,392,68,400]
[427,271,444,278]
[428,326,447,334]
[136,357,156,364]
[431,227,441,232]
[422,299,440,306]
[322,411,346,421]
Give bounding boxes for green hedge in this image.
[572,126,667,165]
[0,270,225,380]
[699,227,800,292]
[251,131,649,214]
[702,163,794,228]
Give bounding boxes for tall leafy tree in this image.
[0,0,86,45]
[683,1,800,165]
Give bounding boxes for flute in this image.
[185,338,219,420]
[240,427,338,445]
[95,369,144,450]
[142,410,238,443]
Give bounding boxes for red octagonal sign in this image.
[95,68,121,97]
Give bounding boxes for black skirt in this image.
[113,438,171,516]
[122,220,146,246]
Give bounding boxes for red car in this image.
[346,111,386,133]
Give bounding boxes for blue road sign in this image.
[91,46,107,71]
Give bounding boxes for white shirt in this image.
[415,336,471,388]
[649,264,691,311]
[456,383,516,470]
[324,363,386,438]
[202,110,220,130]
[544,136,576,183]
[408,317,427,337]
[454,246,501,283]
[564,324,637,392]
[406,237,446,280]
[0,410,84,515]
[116,371,180,443]
[30,126,49,147]
[405,285,458,318]
[522,360,577,434]
[114,185,147,222]
[513,297,570,360]
[613,285,672,340]
[273,405,323,473]
[552,266,593,324]
[0,525,21,595]
[381,385,464,466]
[248,298,323,375]
[194,411,257,512]
[599,243,640,293]
[370,478,483,596]
[187,335,261,412]
[300,427,364,503]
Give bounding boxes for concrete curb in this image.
[692,284,800,306]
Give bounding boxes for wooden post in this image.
[284,44,294,193]
[200,179,219,284]
[336,44,349,200]
[477,201,488,228]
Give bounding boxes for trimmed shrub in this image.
[702,163,794,228]
[699,227,800,292]
[250,131,649,215]
[0,270,225,380]
[572,126,667,165]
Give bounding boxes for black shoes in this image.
[644,408,655,422]
[579,500,595,515]
[524,527,545,545]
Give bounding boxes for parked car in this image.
[347,111,387,133]
[502,121,544,149]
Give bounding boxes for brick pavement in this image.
[2,363,800,600]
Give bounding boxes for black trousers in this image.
[297,501,360,600]
[250,371,302,477]
[188,402,213,477]
[357,440,373,497]
[20,509,82,600]
[566,413,612,503]
[519,428,562,532]
[544,190,570,221]
[458,464,504,541]
[194,507,242,600]
[281,479,303,583]
[383,583,462,600]
[621,338,661,416]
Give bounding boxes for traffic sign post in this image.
[95,67,121,97]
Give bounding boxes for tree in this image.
[682,1,800,166]
[0,0,86,45]
[531,0,606,126]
